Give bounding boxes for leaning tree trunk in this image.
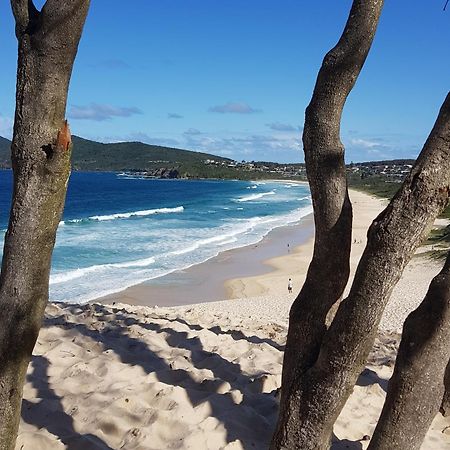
[368,251,450,450]
[0,2,90,449]
[271,0,384,448]
[272,4,450,443]
[273,88,450,449]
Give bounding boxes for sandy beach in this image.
[17,189,450,449]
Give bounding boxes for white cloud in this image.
[184,132,301,162]
[94,132,180,148]
[208,102,261,114]
[266,122,301,132]
[0,115,13,139]
[348,137,387,149]
[183,128,202,136]
[69,103,142,121]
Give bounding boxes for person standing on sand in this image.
[288,278,293,294]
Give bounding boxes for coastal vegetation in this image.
[0,135,306,180]
[347,171,450,219]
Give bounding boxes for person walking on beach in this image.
[288,278,293,294]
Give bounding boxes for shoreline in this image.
[95,188,387,310]
[20,188,450,449]
[94,179,313,308]
[95,187,446,333]
[95,213,315,307]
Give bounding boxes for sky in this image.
[0,1,449,163]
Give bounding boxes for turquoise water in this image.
[0,171,311,303]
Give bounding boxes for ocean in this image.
[0,170,312,303]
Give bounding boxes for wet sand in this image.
[96,214,314,307]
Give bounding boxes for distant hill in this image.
[0,135,309,180]
[69,136,233,172]
[0,135,238,177]
[0,136,10,168]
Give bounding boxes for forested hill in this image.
[69,136,233,172]
[0,135,236,176]
[0,136,10,167]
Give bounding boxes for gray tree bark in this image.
[441,360,450,417]
[272,0,450,446]
[273,91,450,450]
[0,2,89,449]
[271,0,384,447]
[368,252,450,449]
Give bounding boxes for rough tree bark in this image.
[272,2,450,449]
[271,0,384,447]
[441,360,450,417]
[368,251,450,449]
[273,89,450,450]
[0,2,89,449]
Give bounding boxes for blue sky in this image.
[0,1,449,163]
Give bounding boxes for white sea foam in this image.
[59,218,83,226]
[90,206,184,221]
[49,203,313,303]
[45,180,314,303]
[170,233,236,256]
[50,256,156,285]
[59,206,184,225]
[113,256,156,268]
[167,209,310,259]
[235,191,276,202]
[51,267,98,284]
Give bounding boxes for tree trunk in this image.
[368,252,450,449]
[272,1,384,447]
[273,52,450,450]
[0,2,89,449]
[275,91,450,450]
[441,360,450,417]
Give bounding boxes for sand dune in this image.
[17,297,450,449]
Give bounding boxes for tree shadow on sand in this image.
[42,303,277,448]
[332,434,364,450]
[356,367,389,392]
[34,303,384,449]
[164,316,285,351]
[21,355,114,450]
